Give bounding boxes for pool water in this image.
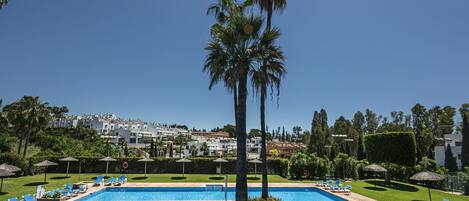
[78,187,345,201]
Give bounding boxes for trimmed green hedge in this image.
[29,157,288,176]
[365,132,417,166]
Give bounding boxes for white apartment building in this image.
[183,136,261,158]
[435,134,463,170]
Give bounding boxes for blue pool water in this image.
[78,187,345,201]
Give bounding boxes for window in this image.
[130,139,136,143]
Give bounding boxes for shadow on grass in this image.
[24,182,48,186]
[132,176,148,180]
[50,176,70,180]
[247,177,260,180]
[171,177,187,180]
[0,192,9,196]
[209,177,224,180]
[364,186,387,191]
[365,180,419,192]
[411,200,427,201]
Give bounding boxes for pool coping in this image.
[69,183,375,201]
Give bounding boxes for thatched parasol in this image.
[99,157,117,177]
[59,157,79,177]
[0,163,21,172]
[34,160,58,183]
[0,169,14,193]
[410,171,446,201]
[363,164,387,173]
[138,158,154,176]
[248,159,262,178]
[363,164,387,187]
[176,158,191,177]
[213,158,228,175]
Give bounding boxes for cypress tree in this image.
[445,144,458,172]
[150,140,155,157]
[462,113,469,167]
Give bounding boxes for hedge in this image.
[28,157,288,176]
[365,132,417,166]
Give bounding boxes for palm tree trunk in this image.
[22,135,29,159]
[17,137,23,155]
[260,85,269,199]
[235,68,248,201]
[233,84,238,135]
[266,2,273,30]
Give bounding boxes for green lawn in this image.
[0,173,291,200]
[348,179,469,201]
[2,175,468,201]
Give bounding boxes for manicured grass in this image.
[0,173,291,200]
[348,179,469,201]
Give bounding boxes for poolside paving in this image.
[70,182,376,201]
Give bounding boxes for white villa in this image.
[435,133,463,170]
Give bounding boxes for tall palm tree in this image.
[251,0,287,30]
[0,0,8,10]
[206,0,252,135]
[4,96,50,158]
[205,10,267,200]
[251,27,286,199]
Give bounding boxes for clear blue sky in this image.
[1,0,468,131]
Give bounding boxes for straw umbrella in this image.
[34,160,58,183]
[0,163,21,173]
[248,159,262,178]
[0,169,14,193]
[59,157,79,177]
[363,164,387,187]
[176,158,191,177]
[213,158,228,175]
[410,171,446,201]
[138,158,154,177]
[99,157,117,177]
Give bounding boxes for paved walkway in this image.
[70,182,376,201]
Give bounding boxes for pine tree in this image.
[462,113,469,168]
[445,144,458,172]
[150,140,155,157]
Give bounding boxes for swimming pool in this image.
[77,187,346,201]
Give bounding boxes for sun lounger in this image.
[116,175,127,185]
[7,198,19,201]
[23,194,35,201]
[105,177,116,186]
[94,176,104,186]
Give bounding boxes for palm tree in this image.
[4,96,50,158]
[251,0,287,30]
[205,8,268,199]
[0,0,8,10]
[251,27,286,199]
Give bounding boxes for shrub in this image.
[365,132,417,166]
[28,156,288,175]
[0,152,27,170]
[465,178,469,195]
[289,153,309,179]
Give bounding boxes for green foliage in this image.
[0,152,27,170]
[333,153,359,179]
[465,178,469,195]
[365,132,417,166]
[462,113,469,167]
[288,152,309,179]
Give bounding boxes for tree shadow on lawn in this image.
[0,192,9,196]
[132,176,148,180]
[365,180,419,192]
[24,182,48,186]
[171,177,187,180]
[209,177,224,180]
[364,186,387,191]
[247,177,260,181]
[50,176,70,180]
